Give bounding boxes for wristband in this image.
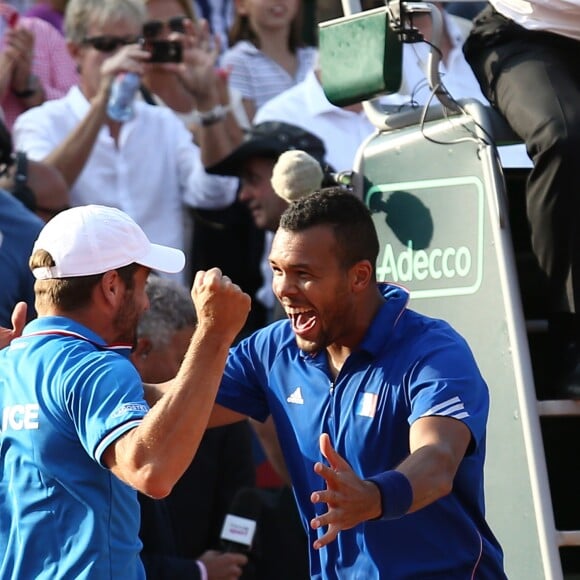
[196,560,208,580]
[366,470,413,520]
[192,103,231,127]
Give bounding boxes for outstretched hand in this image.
[0,302,27,349]
[310,433,381,549]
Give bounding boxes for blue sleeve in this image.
[216,333,272,422]
[406,329,489,450]
[64,352,150,466]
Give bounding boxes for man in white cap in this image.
[0,204,250,579]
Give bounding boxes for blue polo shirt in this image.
[216,284,506,579]
[0,316,149,579]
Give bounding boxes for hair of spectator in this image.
[140,0,196,22]
[137,275,197,350]
[65,0,147,43]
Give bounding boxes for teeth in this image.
[285,307,311,315]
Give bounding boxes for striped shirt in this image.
[221,40,317,110]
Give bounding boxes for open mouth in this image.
[287,307,317,335]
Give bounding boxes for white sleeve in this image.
[170,111,239,209]
[13,108,61,160]
[183,169,239,210]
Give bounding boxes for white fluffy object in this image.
[270,150,324,202]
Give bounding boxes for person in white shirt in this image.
[464,0,580,398]
[254,67,374,174]
[13,0,238,283]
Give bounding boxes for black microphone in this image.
[220,487,262,554]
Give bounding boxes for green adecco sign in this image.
[366,176,484,298]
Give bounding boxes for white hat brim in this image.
[138,243,185,274]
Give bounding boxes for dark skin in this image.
[205,224,473,550]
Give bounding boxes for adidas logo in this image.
[287,387,304,405]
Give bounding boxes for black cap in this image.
[207,121,327,177]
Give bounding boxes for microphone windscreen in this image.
[271,150,324,202]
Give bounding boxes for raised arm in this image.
[41,43,149,188]
[102,268,251,498]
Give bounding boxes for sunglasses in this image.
[143,16,187,39]
[82,35,143,53]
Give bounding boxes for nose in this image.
[272,271,296,300]
[239,184,253,202]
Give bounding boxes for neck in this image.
[325,288,385,377]
[38,307,117,345]
[257,28,293,60]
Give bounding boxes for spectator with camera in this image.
[12,0,239,282]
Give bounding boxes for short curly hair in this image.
[279,188,379,270]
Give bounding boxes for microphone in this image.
[220,487,262,554]
[270,150,324,203]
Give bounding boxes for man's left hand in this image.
[310,433,381,549]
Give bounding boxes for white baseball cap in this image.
[31,205,185,280]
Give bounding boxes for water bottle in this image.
[107,72,140,122]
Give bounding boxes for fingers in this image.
[0,302,26,350]
[200,549,248,579]
[310,484,343,533]
[226,552,249,567]
[319,432,351,471]
[191,268,251,339]
[11,302,27,337]
[312,524,340,550]
[100,44,149,79]
[193,267,242,293]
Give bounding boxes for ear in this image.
[350,260,373,293]
[67,39,82,62]
[99,270,125,309]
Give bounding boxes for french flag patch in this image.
[356,392,378,418]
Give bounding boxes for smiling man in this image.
[193,188,507,579]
